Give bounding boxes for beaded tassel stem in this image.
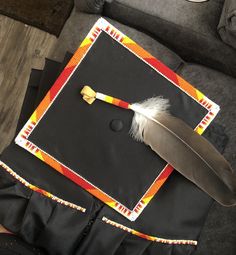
[81,86,131,109]
[80,85,156,120]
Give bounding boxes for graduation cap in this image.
[15,18,235,221]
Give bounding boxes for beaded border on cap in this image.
[15,18,220,221]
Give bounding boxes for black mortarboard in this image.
[14,18,221,221]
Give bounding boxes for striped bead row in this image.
[0,160,86,213]
[102,217,197,246]
[96,92,130,109]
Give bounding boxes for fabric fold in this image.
[218,0,236,49]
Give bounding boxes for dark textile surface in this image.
[103,0,236,78]
[17,53,73,135]
[0,51,229,255]
[0,233,46,255]
[75,0,106,14]
[0,69,44,254]
[0,0,74,36]
[104,0,225,36]
[0,57,95,254]
[218,0,236,49]
[34,59,61,106]
[16,70,43,134]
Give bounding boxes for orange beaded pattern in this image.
[15,18,219,221]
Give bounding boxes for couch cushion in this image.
[112,0,224,37]
[49,9,183,71]
[218,0,236,49]
[74,0,106,14]
[103,0,236,78]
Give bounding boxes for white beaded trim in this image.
[102,217,197,246]
[0,160,86,213]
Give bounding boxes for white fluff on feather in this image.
[129,97,170,142]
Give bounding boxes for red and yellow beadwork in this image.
[96,92,130,109]
[15,18,220,221]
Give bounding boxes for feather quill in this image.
[81,86,236,206]
[130,97,236,206]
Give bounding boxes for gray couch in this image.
[49,1,236,254]
[75,0,236,78]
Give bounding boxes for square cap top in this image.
[16,18,219,220]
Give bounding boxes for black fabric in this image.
[1,67,44,254]
[0,53,229,255]
[75,0,106,14]
[58,52,74,72]
[0,234,45,255]
[35,59,61,106]
[10,55,94,208]
[28,31,207,209]
[218,0,236,49]
[0,0,74,36]
[16,70,43,134]
[0,56,98,254]
[34,53,73,106]
[103,1,236,78]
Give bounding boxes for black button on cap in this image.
[110,119,124,132]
